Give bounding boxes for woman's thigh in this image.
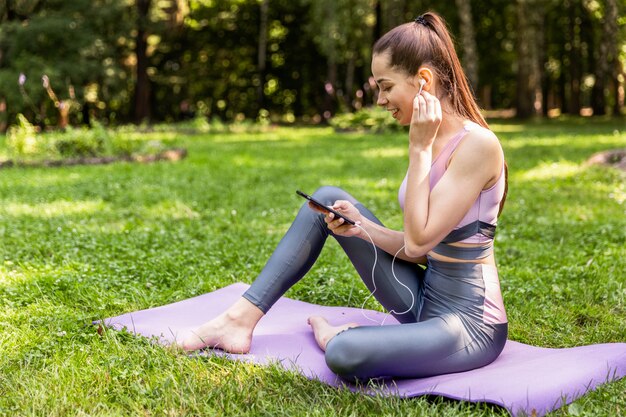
[312,186,425,323]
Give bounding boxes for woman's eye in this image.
[383,87,391,92]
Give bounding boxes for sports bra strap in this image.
[431,241,493,260]
[440,220,496,244]
[431,220,497,260]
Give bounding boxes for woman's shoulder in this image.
[461,122,502,157]
[448,122,503,178]
[463,121,499,141]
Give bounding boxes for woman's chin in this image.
[395,113,411,126]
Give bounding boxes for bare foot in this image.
[307,315,358,351]
[179,297,263,353]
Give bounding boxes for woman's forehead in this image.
[371,53,393,76]
[372,53,411,82]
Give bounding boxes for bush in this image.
[329,107,407,133]
[5,115,145,162]
[6,114,49,158]
[54,126,106,158]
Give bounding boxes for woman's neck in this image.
[435,112,466,142]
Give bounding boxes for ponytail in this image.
[421,13,488,129]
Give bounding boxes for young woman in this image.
[181,11,509,380]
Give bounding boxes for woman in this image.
[181,12,508,381]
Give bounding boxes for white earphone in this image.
[418,78,426,95]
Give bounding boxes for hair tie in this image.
[414,15,427,26]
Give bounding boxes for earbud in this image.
[417,78,426,96]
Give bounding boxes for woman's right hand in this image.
[409,90,442,150]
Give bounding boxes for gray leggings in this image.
[243,186,507,380]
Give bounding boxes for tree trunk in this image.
[455,0,479,90]
[515,0,542,118]
[344,55,355,110]
[374,0,382,41]
[567,0,582,115]
[614,61,624,116]
[538,12,551,117]
[604,0,620,116]
[257,0,269,112]
[591,0,618,115]
[133,0,152,124]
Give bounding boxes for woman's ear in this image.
[416,67,434,91]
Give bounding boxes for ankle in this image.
[223,297,264,326]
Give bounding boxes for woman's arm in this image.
[403,94,503,257]
[322,200,426,264]
[355,216,427,264]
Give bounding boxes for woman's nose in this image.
[376,94,387,107]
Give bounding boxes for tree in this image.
[133,0,152,123]
[304,0,375,117]
[257,0,269,112]
[455,0,479,90]
[591,0,619,116]
[515,0,543,118]
[0,0,132,128]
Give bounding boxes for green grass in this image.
[0,118,625,416]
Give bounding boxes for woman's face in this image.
[371,52,420,126]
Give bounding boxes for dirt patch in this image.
[585,148,626,171]
[0,148,187,169]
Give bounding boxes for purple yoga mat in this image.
[101,282,626,417]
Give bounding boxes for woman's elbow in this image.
[403,241,428,258]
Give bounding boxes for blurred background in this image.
[0,0,624,131]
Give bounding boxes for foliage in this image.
[5,113,46,157]
[0,119,625,415]
[0,0,625,126]
[329,106,406,133]
[0,0,132,126]
[5,117,155,162]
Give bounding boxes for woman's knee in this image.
[312,186,354,206]
[324,332,370,380]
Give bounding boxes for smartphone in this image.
[296,190,356,225]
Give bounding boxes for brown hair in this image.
[373,12,508,215]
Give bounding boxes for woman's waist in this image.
[426,247,497,267]
[424,257,499,288]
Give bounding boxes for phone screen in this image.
[296,190,356,225]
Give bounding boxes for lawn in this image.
[0,118,625,416]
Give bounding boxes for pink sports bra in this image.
[398,123,505,244]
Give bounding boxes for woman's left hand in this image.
[318,200,363,238]
[409,90,442,150]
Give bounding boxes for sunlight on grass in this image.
[206,127,336,145]
[0,263,26,286]
[2,199,108,218]
[231,154,302,170]
[0,171,85,188]
[143,200,201,220]
[517,161,583,181]
[360,147,405,159]
[490,124,525,133]
[504,133,625,149]
[609,183,626,205]
[121,131,179,142]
